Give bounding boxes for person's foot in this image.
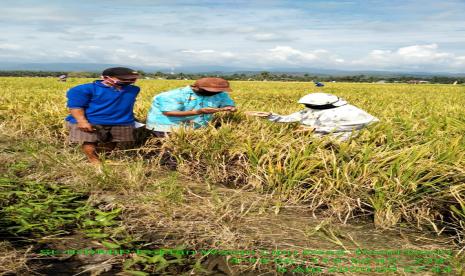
[86,159,103,173]
[89,158,102,165]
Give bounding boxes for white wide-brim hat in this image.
[298,92,347,106]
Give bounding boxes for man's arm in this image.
[163,110,199,117]
[218,93,236,112]
[267,110,305,123]
[162,108,220,117]
[66,85,93,131]
[220,106,237,112]
[156,91,221,117]
[69,108,93,132]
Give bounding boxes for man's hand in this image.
[69,109,93,131]
[77,121,94,132]
[221,106,237,112]
[197,107,221,114]
[244,111,272,117]
[294,125,315,133]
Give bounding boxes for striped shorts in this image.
[67,122,135,143]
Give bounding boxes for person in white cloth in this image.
[245,92,379,141]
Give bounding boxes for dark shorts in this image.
[67,122,135,143]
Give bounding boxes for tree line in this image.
[0,70,463,84]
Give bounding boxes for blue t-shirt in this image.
[146,86,235,132]
[65,80,140,125]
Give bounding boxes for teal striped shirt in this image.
[146,86,235,132]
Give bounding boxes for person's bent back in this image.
[146,77,236,137]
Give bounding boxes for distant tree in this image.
[67,71,99,78]
[0,70,463,83]
[258,71,271,81]
[136,70,146,77]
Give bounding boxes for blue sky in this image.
[1,0,465,72]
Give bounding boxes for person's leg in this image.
[150,131,176,168]
[107,125,135,158]
[82,142,100,164]
[96,142,117,153]
[67,122,100,164]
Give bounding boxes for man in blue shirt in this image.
[66,67,140,165]
[146,77,236,137]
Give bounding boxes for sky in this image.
[1,0,465,72]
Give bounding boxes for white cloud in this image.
[1,1,465,73]
[257,46,342,67]
[396,44,451,60]
[354,43,465,70]
[77,45,101,50]
[62,51,81,58]
[178,46,344,68]
[115,49,129,54]
[249,33,288,42]
[268,46,317,61]
[235,27,257,33]
[102,48,174,67]
[0,43,22,50]
[453,55,465,66]
[0,7,81,22]
[180,49,235,58]
[181,49,216,54]
[3,40,465,72]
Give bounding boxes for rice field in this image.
[1,77,464,275]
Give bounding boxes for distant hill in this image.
[0,62,464,77]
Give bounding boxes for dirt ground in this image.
[4,172,459,276]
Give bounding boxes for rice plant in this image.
[1,77,464,273]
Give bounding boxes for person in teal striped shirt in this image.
[146,77,236,137]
